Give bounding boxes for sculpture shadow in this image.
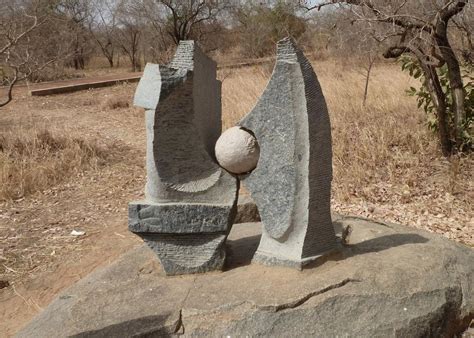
[344,233,430,256]
[305,232,430,270]
[223,222,430,271]
[71,314,177,338]
[225,234,261,270]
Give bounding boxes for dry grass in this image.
[102,96,130,110]
[220,59,473,245]
[0,128,110,201]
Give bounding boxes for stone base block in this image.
[129,201,235,234]
[139,233,227,275]
[129,201,236,275]
[252,245,340,270]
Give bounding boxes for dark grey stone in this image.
[141,233,227,275]
[239,37,336,267]
[130,40,238,275]
[129,202,235,234]
[17,217,474,337]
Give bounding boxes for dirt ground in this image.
[0,83,146,336]
[0,65,473,336]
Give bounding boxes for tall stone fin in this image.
[239,37,337,268]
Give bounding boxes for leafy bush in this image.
[400,56,473,151]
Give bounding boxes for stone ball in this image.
[215,126,260,174]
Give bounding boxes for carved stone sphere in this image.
[215,126,260,174]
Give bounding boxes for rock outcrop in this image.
[18,216,474,337]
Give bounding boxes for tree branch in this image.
[302,0,433,33]
[0,15,48,55]
[0,68,18,108]
[440,0,467,22]
[383,44,445,67]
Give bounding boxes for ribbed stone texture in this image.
[131,41,238,275]
[239,37,337,268]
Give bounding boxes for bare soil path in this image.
[0,72,142,95]
[30,74,142,96]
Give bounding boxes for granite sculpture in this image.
[129,41,238,275]
[234,37,338,268]
[130,37,337,275]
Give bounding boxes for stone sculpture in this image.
[129,41,238,275]
[217,37,338,268]
[130,37,337,275]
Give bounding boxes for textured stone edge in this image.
[128,201,235,234]
[140,232,227,276]
[252,242,342,270]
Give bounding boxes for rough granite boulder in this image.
[18,216,474,337]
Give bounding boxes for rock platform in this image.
[18,216,474,337]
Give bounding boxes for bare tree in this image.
[234,1,307,57]
[358,48,377,106]
[130,0,175,63]
[88,0,118,68]
[301,0,471,156]
[0,1,53,107]
[56,0,92,70]
[115,0,143,72]
[153,0,227,45]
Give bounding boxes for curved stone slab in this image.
[150,69,222,194]
[239,37,337,266]
[135,48,236,205]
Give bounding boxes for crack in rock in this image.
[175,275,199,335]
[174,309,184,335]
[258,278,361,312]
[340,215,393,228]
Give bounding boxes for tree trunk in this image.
[435,24,466,149]
[129,52,141,72]
[103,47,114,68]
[363,56,375,106]
[130,54,136,72]
[0,71,18,108]
[420,62,453,156]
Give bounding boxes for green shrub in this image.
[400,56,473,151]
